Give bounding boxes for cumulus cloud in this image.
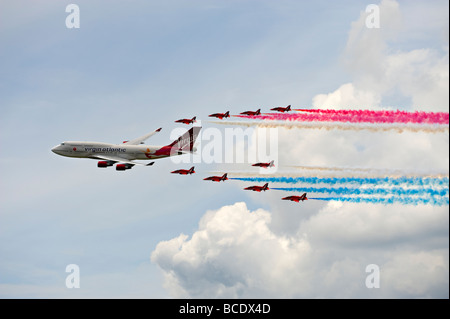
[151,202,313,298]
[312,0,449,111]
[312,83,381,110]
[382,250,449,298]
[151,202,448,298]
[302,202,449,251]
[276,127,449,172]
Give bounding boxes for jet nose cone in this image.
[51,145,61,155]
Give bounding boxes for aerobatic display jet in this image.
[208,111,230,119]
[240,109,261,116]
[175,116,196,125]
[270,105,291,112]
[52,127,202,171]
[171,166,195,175]
[203,173,228,182]
[244,183,269,192]
[252,160,275,168]
[282,193,308,202]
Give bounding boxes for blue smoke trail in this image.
[309,196,449,206]
[272,186,449,197]
[230,176,449,187]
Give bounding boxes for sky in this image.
[0,0,448,298]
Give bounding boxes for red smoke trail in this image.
[236,109,449,125]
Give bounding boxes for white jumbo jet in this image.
[51,126,201,171]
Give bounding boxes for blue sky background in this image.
[0,0,448,298]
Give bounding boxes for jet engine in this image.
[116,163,134,171]
[98,161,114,168]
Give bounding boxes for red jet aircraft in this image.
[175,117,196,125]
[252,160,275,168]
[209,111,230,119]
[282,193,308,202]
[171,166,195,175]
[270,105,291,112]
[240,109,261,116]
[244,183,269,192]
[203,173,228,182]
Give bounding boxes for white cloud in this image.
[302,202,449,248]
[151,201,448,298]
[151,202,313,298]
[382,250,449,298]
[313,0,449,111]
[275,126,449,173]
[312,83,381,109]
[388,48,450,110]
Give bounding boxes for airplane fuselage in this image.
[52,141,175,160]
[52,126,201,170]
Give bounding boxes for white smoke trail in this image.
[207,120,449,133]
[288,166,449,178]
[210,171,449,179]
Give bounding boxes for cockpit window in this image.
[61,143,65,145]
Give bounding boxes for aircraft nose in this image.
[51,145,61,154]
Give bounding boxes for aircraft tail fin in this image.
[168,126,202,152]
[222,173,228,180]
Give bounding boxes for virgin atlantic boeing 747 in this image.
[52,127,201,171]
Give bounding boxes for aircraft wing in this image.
[92,155,154,166]
[124,128,162,145]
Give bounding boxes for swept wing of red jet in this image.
[270,105,291,113]
[252,160,275,168]
[282,193,308,202]
[171,166,195,175]
[203,173,228,182]
[244,183,269,192]
[240,109,261,116]
[209,111,230,120]
[175,117,196,125]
